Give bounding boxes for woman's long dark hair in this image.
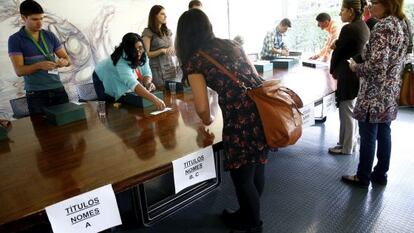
[148,5,169,37]
[111,32,146,69]
[175,10,215,74]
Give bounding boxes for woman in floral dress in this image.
[176,9,269,233]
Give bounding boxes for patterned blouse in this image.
[354,16,409,123]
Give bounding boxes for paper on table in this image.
[150,107,172,115]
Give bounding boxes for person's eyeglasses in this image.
[370,0,379,5]
[136,47,145,53]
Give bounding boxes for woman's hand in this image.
[348,58,357,72]
[203,115,215,126]
[166,47,175,56]
[196,126,215,147]
[152,96,166,110]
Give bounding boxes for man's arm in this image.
[9,54,56,77]
[55,47,71,68]
[319,22,341,61]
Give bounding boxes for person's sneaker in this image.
[328,147,351,155]
[328,145,342,151]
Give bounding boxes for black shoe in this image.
[371,173,388,186]
[229,221,263,233]
[341,175,369,188]
[222,209,244,228]
[222,209,263,233]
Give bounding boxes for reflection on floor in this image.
[116,107,414,233]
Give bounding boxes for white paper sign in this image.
[172,146,216,194]
[322,92,337,116]
[45,184,122,233]
[300,103,315,128]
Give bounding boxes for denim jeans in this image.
[356,120,392,183]
[92,72,130,103]
[92,72,115,101]
[26,87,69,115]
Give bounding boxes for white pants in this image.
[338,99,357,154]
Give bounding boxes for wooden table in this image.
[0,93,223,231]
[272,64,336,106]
[262,62,337,120]
[0,63,335,231]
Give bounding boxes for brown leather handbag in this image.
[400,65,414,106]
[199,50,303,148]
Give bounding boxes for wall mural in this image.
[0,0,228,119]
[0,0,116,118]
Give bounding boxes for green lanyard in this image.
[25,28,53,61]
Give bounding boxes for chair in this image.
[9,97,30,119]
[76,83,98,102]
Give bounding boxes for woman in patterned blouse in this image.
[343,0,409,188]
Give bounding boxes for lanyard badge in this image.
[25,28,54,61]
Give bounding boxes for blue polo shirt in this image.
[94,54,153,100]
[8,27,64,91]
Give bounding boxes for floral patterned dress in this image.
[185,40,268,169]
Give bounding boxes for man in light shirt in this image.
[309,13,341,62]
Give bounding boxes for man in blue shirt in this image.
[260,18,291,60]
[8,0,71,115]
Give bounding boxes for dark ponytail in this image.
[342,0,365,20]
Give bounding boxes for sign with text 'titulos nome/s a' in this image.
[45,184,122,233]
[172,146,216,194]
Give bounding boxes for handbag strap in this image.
[404,18,413,54]
[198,50,250,91]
